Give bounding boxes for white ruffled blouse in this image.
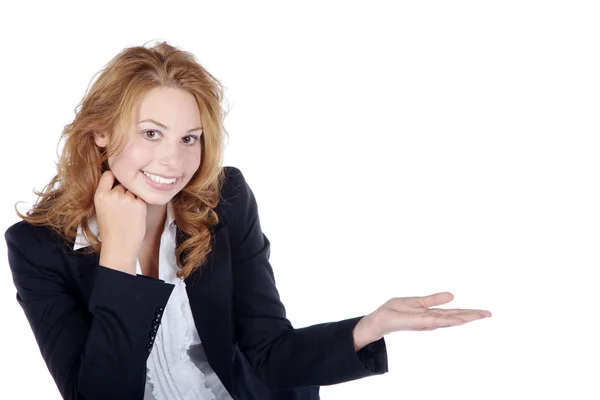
[74,201,233,400]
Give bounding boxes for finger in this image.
[427,312,490,325]
[378,308,488,334]
[113,184,126,194]
[438,312,488,325]
[413,292,454,309]
[428,308,492,318]
[413,327,437,331]
[96,170,115,194]
[385,312,464,331]
[420,314,472,328]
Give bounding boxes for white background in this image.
[1,1,599,399]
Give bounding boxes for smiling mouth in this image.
[140,170,181,179]
[141,170,180,184]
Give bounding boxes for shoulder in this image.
[4,219,69,281]
[217,166,262,238]
[218,165,254,214]
[5,218,71,266]
[5,220,45,250]
[220,165,248,197]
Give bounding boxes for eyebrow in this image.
[137,118,203,134]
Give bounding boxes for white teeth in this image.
[143,171,176,184]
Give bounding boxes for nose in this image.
[158,140,183,170]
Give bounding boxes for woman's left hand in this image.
[352,292,492,351]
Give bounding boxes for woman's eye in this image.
[143,130,198,146]
[143,130,160,139]
[183,136,198,145]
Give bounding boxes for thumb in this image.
[96,170,116,194]
[418,292,454,308]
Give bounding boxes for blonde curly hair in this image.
[14,40,230,279]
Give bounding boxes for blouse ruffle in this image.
[146,278,216,400]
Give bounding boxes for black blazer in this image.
[4,166,388,400]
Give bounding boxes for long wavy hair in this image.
[13,41,230,279]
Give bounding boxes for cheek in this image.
[184,150,202,170]
[180,152,201,184]
[108,146,146,177]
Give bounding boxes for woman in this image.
[4,41,491,400]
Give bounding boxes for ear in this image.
[93,131,109,148]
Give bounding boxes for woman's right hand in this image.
[94,170,147,275]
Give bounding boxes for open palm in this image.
[353,292,492,349]
[373,292,491,334]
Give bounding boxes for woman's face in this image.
[94,86,203,205]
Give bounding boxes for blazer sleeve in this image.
[227,167,388,391]
[5,224,175,400]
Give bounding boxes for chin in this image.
[136,190,175,204]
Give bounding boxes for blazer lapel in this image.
[182,223,234,394]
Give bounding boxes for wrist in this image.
[352,315,381,352]
[99,251,137,275]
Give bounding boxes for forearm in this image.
[74,266,173,397]
[242,316,388,391]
